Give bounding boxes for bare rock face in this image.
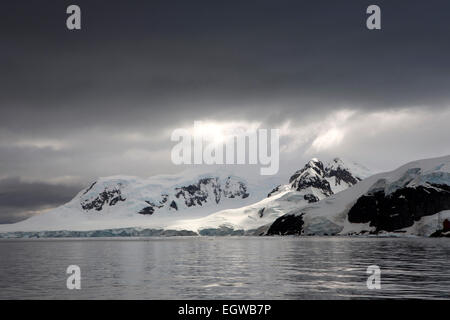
[289,158,332,196]
[266,214,304,235]
[81,186,126,211]
[275,158,363,202]
[261,158,370,236]
[348,184,450,232]
[267,156,450,237]
[79,175,250,216]
[325,161,359,185]
[174,177,249,208]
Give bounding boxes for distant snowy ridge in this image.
[267,155,450,237]
[268,157,371,198]
[0,169,278,234]
[0,157,370,236]
[77,174,250,216]
[163,158,372,234]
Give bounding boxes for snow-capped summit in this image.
[289,158,331,196]
[327,157,372,180]
[165,157,372,234]
[0,169,279,234]
[267,155,450,237]
[0,157,372,236]
[76,174,250,216]
[268,157,370,200]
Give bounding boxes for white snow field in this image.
[285,155,450,236]
[0,158,373,236]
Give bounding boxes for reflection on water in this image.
[0,237,449,299]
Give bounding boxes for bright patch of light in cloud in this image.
[191,120,262,144]
[311,128,345,151]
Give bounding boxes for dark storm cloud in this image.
[0,177,82,223]
[1,0,450,133]
[1,0,450,222]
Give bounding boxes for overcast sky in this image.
[1,0,450,223]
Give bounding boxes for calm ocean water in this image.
[0,237,449,299]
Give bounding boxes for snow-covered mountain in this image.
[163,158,372,234]
[268,157,371,198]
[3,155,449,237]
[0,169,280,234]
[0,158,369,237]
[267,155,450,237]
[78,174,250,216]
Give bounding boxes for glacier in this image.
[0,157,372,237]
[268,155,450,237]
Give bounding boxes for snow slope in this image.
[165,158,372,233]
[0,168,280,233]
[267,155,450,237]
[0,158,370,236]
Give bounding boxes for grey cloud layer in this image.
[2,0,450,132]
[1,0,450,222]
[0,177,83,223]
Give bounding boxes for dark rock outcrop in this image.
[266,213,304,235]
[169,200,178,210]
[267,185,281,197]
[138,207,155,215]
[175,178,213,207]
[82,181,97,195]
[258,207,265,218]
[289,159,325,184]
[292,175,332,196]
[81,187,126,211]
[348,184,450,232]
[304,194,319,203]
[175,176,249,207]
[325,163,359,185]
[138,196,169,215]
[81,175,250,216]
[288,161,333,203]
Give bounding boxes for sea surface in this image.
[0,237,449,299]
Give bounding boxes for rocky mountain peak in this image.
[269,157,369,201]
[76,174,251,216]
